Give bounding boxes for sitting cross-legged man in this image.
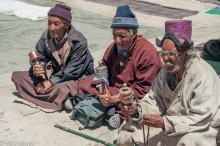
[76,5,162,127]
[12,4,94,111]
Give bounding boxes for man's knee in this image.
[53,82,69,90]
[12,71,32,87]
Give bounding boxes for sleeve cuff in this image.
[165,116,189,136]
[50,77,60,85]
[163,116,175,134]
[93,76,109,88]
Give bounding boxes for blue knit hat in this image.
[111,5,139,29]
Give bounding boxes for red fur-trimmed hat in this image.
[156,20,194,51]
[165,20,192,44]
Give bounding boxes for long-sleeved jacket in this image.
[78,35,162,99]
[142,57,220,136]
[119,56,220,145]
[102,35,162,98]
[30,25,94,85]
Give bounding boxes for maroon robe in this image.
[12,71,78,110]
[78,35,162,99]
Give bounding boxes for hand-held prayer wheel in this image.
[95,60,108,94]
[29,50,40,65]
[119,83,133,105]
[29,50,45,80]
[95,60,108,79]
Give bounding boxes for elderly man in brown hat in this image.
[76,5,162,126]
[118,20,220,146]
[11,4,94,111]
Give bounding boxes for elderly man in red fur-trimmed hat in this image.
[118,20,220,146]
[11,4,94,111]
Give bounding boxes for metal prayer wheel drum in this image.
[119,83,133,104]
[29,50,40,64]
[95,61,108,79]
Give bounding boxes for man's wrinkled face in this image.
[112,28,135,51]
[48,16,69,41]
[160,39,186,73]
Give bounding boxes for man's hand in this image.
[42,80,52,92]
[99,87,111,107]
[121,102,138,117]
[141,114,164,128]
[98,87,120,107]
[35,80,52,94]
[33,63,45,79]
[35,82,44,94]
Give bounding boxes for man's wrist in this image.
[110,95,120,105]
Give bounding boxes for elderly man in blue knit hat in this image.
[77,5,162,127]
[11,4,94,111]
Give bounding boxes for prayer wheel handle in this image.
[95,60,108,94]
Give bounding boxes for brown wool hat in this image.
[48,4,72,22]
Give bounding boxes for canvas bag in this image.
[71,94,107,129]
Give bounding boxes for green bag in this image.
[71,94,107,129]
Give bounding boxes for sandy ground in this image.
[0,0,220,145]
